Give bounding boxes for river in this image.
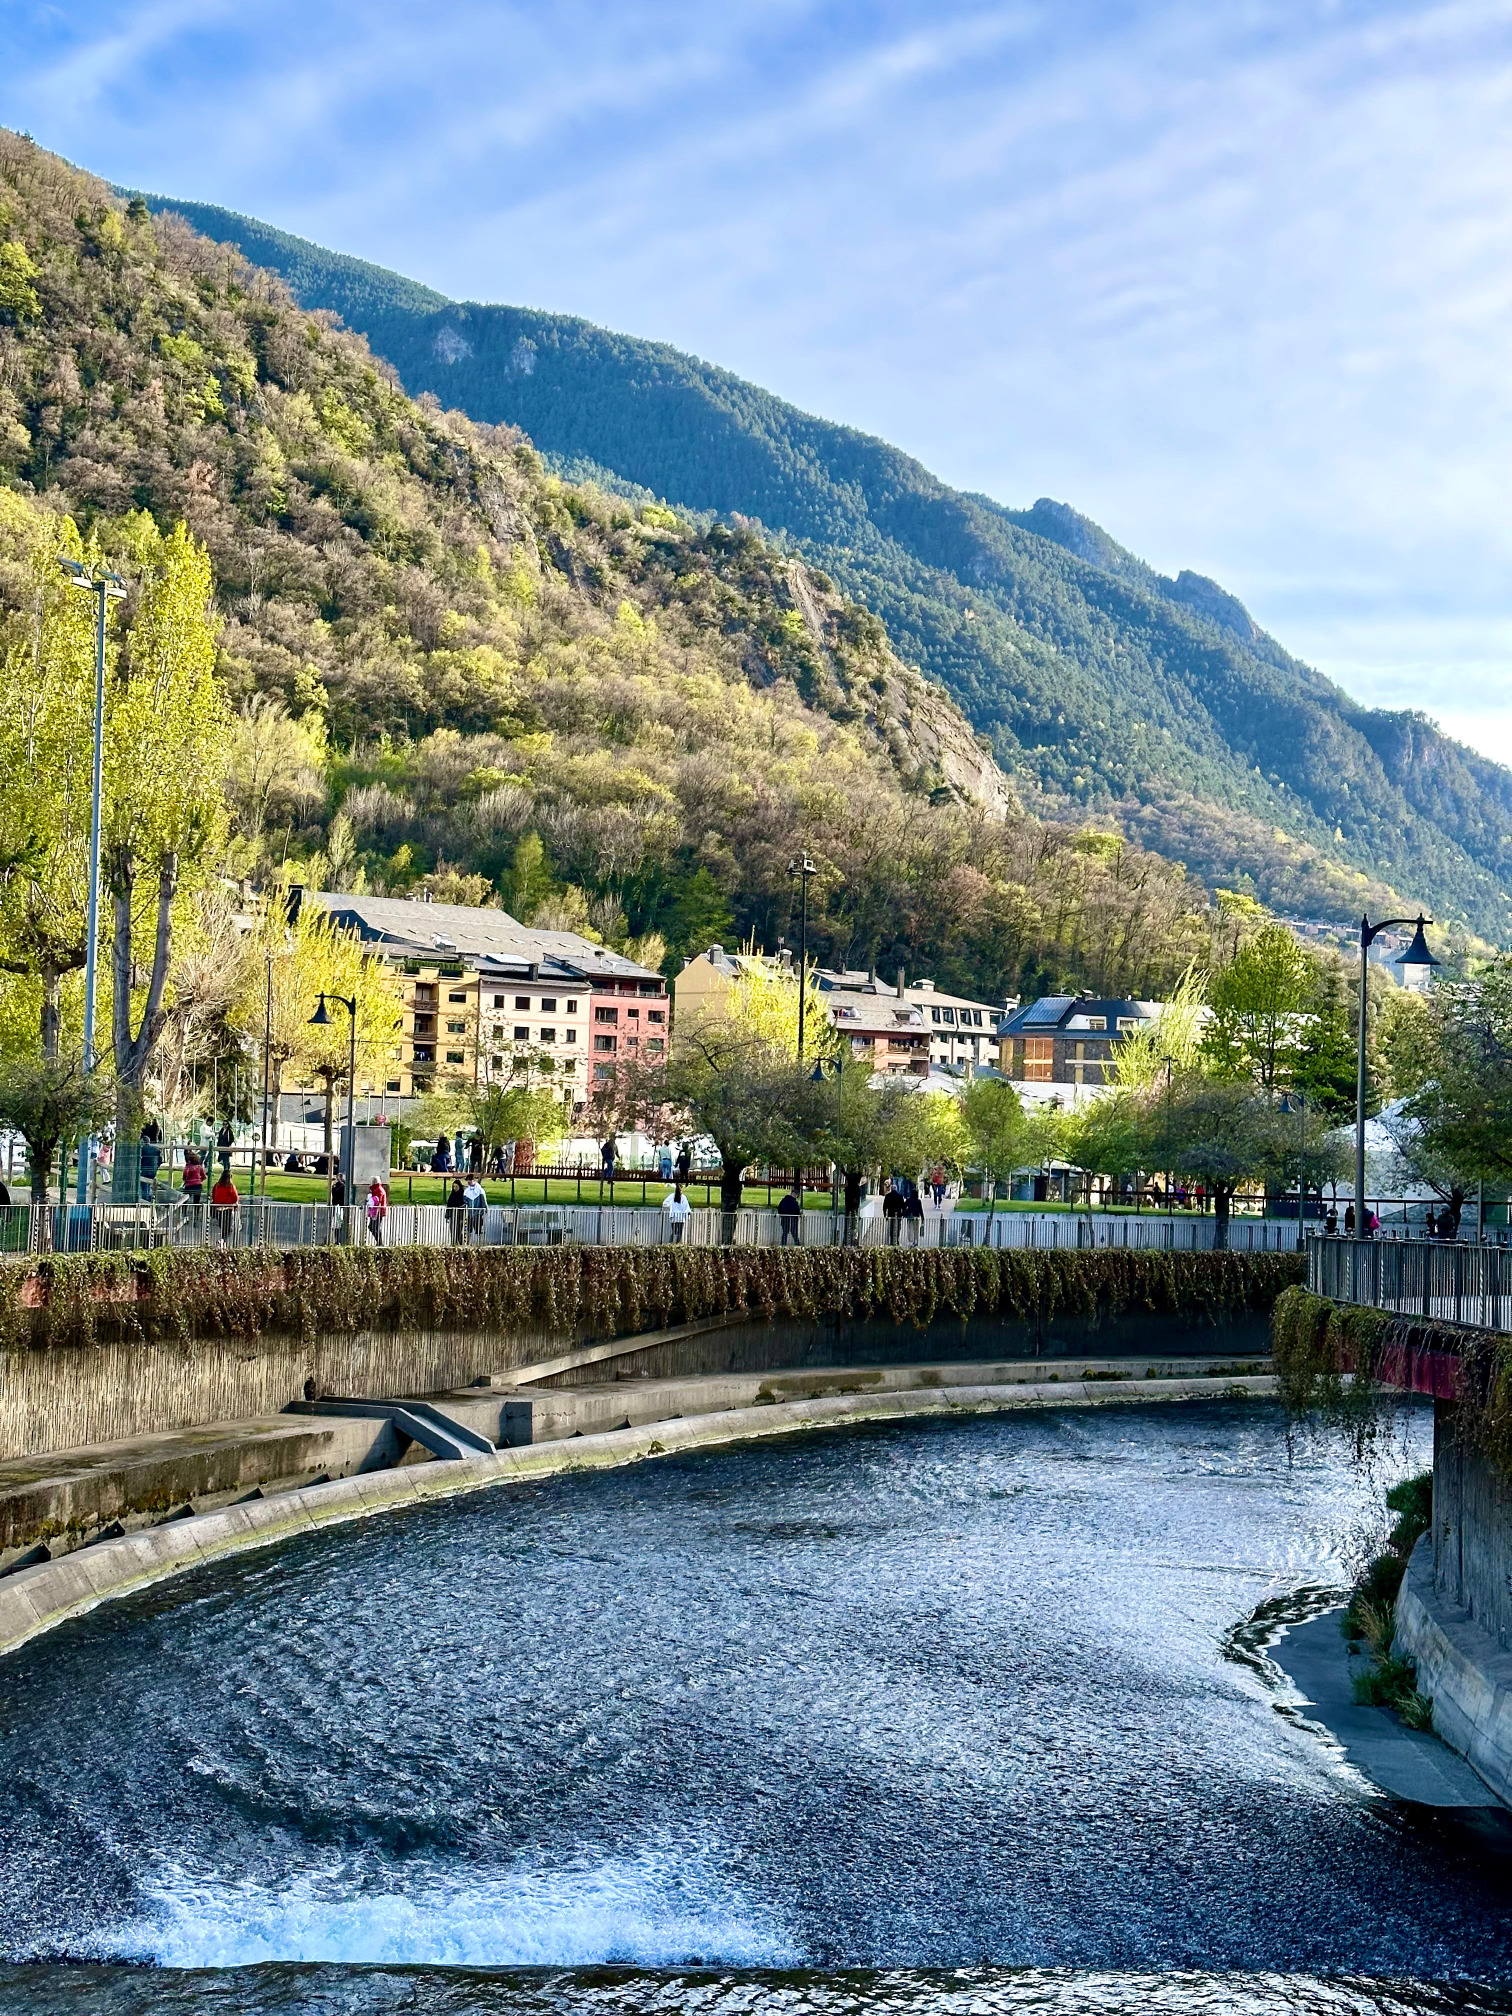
[1,1397,1509,2014]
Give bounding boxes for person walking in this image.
[930,1164,945,1210]
[1344,1203,1356,1235]
[445,1176,467,1243]
[882,1179,904,1247]
[905,1184,925,1246]
[365,1176,388,1246]
[663,1180,692,1244]
[1425,1206,1438,1240]
[675,1143,692,1184]
[778,1184,802,1247]
[210,1167,239,1243]
[182,1149,206,1228]
[601,1136,617,1180]
[463,1173,488,1243]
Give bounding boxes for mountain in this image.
[129,191,1512,945]
[0,132,1231,1007]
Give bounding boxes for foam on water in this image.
[99,1846,801,1970]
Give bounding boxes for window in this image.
[491,1056,503,1073]
[386,1080,401,1093]
[1117,1018,1139,1032]
[648,1009,665,1024]
[564,1028,576,1043]
[541,997,557,1012]
[563,1059,577,1072]
[1085,1016,1107,1031]
[447,1019,465,1034]
[1023,1036,1053,1082]
[595,1006,618,1024]
[647,1038,665,1054]
[540,1028,556,1044]
[515,996,530,1010]
[491,1024,503,1042]
[446,1049,464,1064]
[594,1063,613,1080]
[412,1045,434,1064]
[594,1035,616,1053]
[448,991,468,1004]
[565,999,577,1014]
[628,1007,640,1020]
[931,1007,940,1023]
[943,1008,956,1024]
[514,1026,529,1042]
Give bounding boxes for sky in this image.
[4,0,1510,759]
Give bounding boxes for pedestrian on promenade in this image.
[778,1184,802,1247]
[366,1176,388,1246]
[663,1181,691,1242]
[445,1177,466,1243]
[210,1167,238,1243]
[182,1149,206,1217]
[930,1164,945,1209]
[905,1185,924,1245]
[882,1180,904,1246]
[463,1174,488,1243]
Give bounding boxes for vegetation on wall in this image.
[2,1243,1304,1357]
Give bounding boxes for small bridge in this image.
[1310,1234,1512,1335]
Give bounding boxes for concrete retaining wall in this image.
[1431,1405,1512,1652]
[1396,1530,1512,1805]
[0,1324,559,1464]
[0,1307,1271,1463]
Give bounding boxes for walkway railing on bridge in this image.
[1308,1235,1512,1336]
[0,1199,1295,1258]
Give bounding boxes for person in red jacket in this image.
[209,1168,238,1243]
[365,1176,389,1245]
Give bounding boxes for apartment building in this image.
[308,893,667,1110]
[997,995,1160,1088]
[676,945,1004,1078]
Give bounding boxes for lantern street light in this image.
[1355,913,1438,1235]
[310,991,358,1226]
[57,557,126,1204]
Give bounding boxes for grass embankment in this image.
[1343,1472,1435,1728]
[0,1244,1303,1354]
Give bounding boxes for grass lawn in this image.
[238,1169,838,1211]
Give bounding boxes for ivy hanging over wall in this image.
[0,1244,1303,1358]
[1273,1282,1512,1481]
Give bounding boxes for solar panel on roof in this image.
[1021,996,1074,1026]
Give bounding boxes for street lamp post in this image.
[1354,913,1438,1235]
[789,855,817,1061]
[810,1055,843,1241]
[57,557,125,1205]
[1279,1091,1307,1253]
[309,992,358,1234]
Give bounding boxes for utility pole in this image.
[57,558,126,1205]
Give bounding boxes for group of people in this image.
[427,1132,513,1178]
[881,1178,927,1244]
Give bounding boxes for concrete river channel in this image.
[2,1396,1512,2014]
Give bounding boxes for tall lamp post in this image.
[810,1054,843,1241]
[789,855,817,1061]
[309,992,358,1230]
[1354,913,1438,1235]
[1279,1091,1307,1253]
[57,557,126,1205]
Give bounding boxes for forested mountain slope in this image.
[133,191,1512,943]
[0,133,1233,1006]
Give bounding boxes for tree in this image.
[1144,1075,1298,1249]
[812,1055,916,1231]
[104,518,231,1137]
[292,919,404,1161]
[466,1069,563,1165]
[960,1077,1028,1218]
[1386,959,1512,1212]
[617,1022,815,1223]
[1203,924,1312,1089]
[0,1054,114,1204]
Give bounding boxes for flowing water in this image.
[0,1397,1508,2014]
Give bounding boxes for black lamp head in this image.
[309,995,332,1026]
[1395,916,1440,976]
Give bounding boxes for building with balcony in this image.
[307,893,667,1111]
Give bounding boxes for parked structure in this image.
[997,995,1161,1089]
[307,894,667,1112]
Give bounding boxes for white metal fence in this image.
[0,1199,1296,1257]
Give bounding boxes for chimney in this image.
[284,884,304,928]
[897,966,906,1000]
[868,965,877,990]
[708,944,723,963]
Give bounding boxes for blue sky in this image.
[5,0,1510,759]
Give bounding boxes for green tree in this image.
[104,518,231,1136]
[0,1053,114,1204]
[1144,1075,1298,1249]
[960,1077,1028,1219]
[1203,924,1312,1089]
[1387,959,1512,1211]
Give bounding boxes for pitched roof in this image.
[306,892,662,982]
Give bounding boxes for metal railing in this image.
[1308,1236,1512,1335]
[0,1199,1296,1257]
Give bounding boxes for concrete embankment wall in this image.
[1395,1403,1512,1802]
[1,1306,1273,1460]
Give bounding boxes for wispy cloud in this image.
[3,0,1508,758]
